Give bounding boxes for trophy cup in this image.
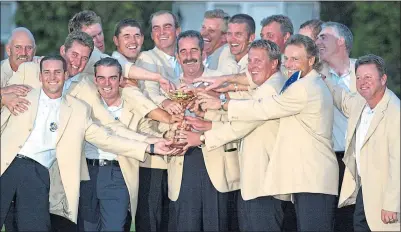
[167,89,197,148]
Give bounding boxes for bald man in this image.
[0,27,38,232]
[1,27,37,88]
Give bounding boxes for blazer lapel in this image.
[349,59,357,93]
[67,75,84,97]
[56,97,72,144]
[26,90,41,128]
[119,101,134,127]
[361,89,390,147]
[345,100,365,152]
[153,47,177,80]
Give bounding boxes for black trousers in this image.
[293,193,336,231]
[334,151,355,232]
[135,167,169,232]
[354,187,370,231]
[168,147,230,231]
[0,157,51,231]
[78,163,130,231]
[237,193,284,232]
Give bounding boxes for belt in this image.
[335,151,345,159]
[86,158,119,167]
[16,154,35,161]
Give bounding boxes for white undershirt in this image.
[355,104,376,175]
[84,99,123,160]
[18,89,61,168]
[329,64,352,152]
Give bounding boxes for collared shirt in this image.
[112,50,131,64]
[164,52,181,79]
[62,74,81,96]
[84,99,124,161]
[18,89,62,168]
[329,61,352,152]
[237,54,248,73]
[355,104,375,175]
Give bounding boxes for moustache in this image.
[183,59,198,64]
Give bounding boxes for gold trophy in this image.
[167,89,197,148]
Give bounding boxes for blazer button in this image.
[5,162,10,166]
[28,128,32,132]
[18,145,22,148]
[179,162,183,165]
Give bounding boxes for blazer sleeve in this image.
[80,81,148,142]
[324,78,356,118]
[228,82,308,121]
[136,53,168,106]
[121,86,158,118]
[382,107,400,212]
[84,106,148,162]
[0,107,12,134]
[204,120,263,151]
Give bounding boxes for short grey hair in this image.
[321,22,353,54]
[204,9,230,33]
[285,34,322,71]
[94,57,123,77]
[299,19,324,40]
[8,27,36,47]
[68,10,102,33]
[150,10,180,28]
[261,15,294,36]
[355,54,387,77]
[64,31,94,57]
[176,30,204,53]
[249,39,282,68]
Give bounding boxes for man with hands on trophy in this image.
[166,30,240,232]
[78,57,182,231]
[184,39,290,231]
[0,55,180,231]
[198,34,339,231]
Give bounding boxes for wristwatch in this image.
[200,133,206,144]
[219,93,227,110]
[149,144,155,155]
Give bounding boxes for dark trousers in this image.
[282,201,298,231]
[168,147,230,231]
[237,193,284,231]
[78,163,130,231]
[293,193,336,231]
[334,151,355,232]
[135,167,169,232]
[0,157,51,231]
[4,197,17,232]
[354,188,370,231]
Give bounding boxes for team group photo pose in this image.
[0,1,399,232]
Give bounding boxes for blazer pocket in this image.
[223,152,240,187]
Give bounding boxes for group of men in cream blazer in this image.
[0,7,399,232]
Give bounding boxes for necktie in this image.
[280,71,301,94]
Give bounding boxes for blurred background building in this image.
[1,1,399,96]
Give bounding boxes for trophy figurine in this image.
[167,89,197,148]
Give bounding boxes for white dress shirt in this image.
[329,63,352,152]
[84,99,123,161]
[18,89,62,168]
[355,104,376,175]
[164,52,181,79]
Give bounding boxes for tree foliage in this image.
[14,1,172,55]
[321,1,400,96]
